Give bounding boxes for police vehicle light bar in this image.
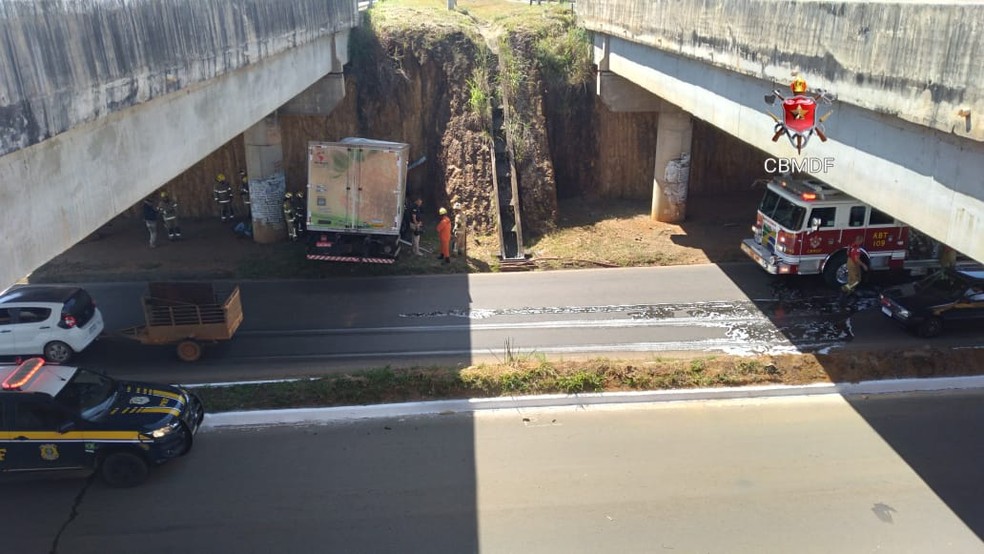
[2,357,46,390]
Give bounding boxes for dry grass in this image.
[195,347,984,412]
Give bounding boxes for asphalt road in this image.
[3,390,983,553]
[56,263,983,383]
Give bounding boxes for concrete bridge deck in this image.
[578,0,984,263]
[0,0,358,290]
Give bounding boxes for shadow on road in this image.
[845,391,984,540]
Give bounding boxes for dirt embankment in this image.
[142,2,767,238]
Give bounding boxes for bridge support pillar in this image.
[651,109,692,223]
[245,113,287,244]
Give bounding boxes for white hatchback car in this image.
[0,285,105,363]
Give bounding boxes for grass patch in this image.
[193,348,984,413]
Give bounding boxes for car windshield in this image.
[54,368,118,421]
[913,271,969,298]
[759,189,806,231]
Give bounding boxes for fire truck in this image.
[740,175,940,287]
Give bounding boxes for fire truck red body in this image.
[740,176,938,286]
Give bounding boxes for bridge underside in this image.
[0,31,348,290]
[596,34,984,264]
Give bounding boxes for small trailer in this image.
[118,283,243,362]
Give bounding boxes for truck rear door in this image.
[308,143,356,231]
[354,146,405,233]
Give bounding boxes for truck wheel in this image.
[100,452,149,488]
[918,316,943,338]
[823,252,848,288]
[176,340,202,362]
[43,341,74,364]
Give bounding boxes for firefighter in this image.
[142,197,159,248]
[839,235,868,307]
[436,207,452,264]
[239,170,251,216]
[939,245,957,269]
[213,173,235,222]
[293,191,306,236]
[283,192,297,241]
[409,198,424,255]
[158,191,182,240]
[452,202,467,257]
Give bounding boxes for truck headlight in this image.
[897,309,910,319]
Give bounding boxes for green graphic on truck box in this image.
[307,139,409,235]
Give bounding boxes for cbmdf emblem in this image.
[765,77,835,154]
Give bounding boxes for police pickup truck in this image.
[0,358,204,487]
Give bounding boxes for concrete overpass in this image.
[578,0,984,264]
[0,0,359,291]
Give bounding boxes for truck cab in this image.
[740,176,935,286]
[0,358,204,487]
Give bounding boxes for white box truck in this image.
[305,138,411,263]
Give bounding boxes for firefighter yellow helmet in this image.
[216,173,226,181]
[296,191,304,198]
[285,192,293,199]
[160,191,168,198]
[439,207,447,215]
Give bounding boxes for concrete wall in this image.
[0,0,359,157]
[577,0,983,143]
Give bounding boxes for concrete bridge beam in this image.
[244,115,287,244]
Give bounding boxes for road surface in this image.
[3,390,983,553]
[53,263,983,383]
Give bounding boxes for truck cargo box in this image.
[306,138,410,263]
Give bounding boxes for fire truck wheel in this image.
[917,316,943,338]
[823,252,848,287]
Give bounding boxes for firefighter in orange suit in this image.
[436,207,452,264]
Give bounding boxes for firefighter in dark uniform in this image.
[158,191,182,240]
[293,191,307,236]
[239,170,251,217]
[283,192,297,241]
[213,173,235,222]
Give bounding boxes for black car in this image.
[0,357,204,487]
[879,266,984,337]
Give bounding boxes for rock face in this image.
[156,12,765,232]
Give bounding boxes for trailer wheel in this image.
[823,252,848,287]
[176,340,202,362]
